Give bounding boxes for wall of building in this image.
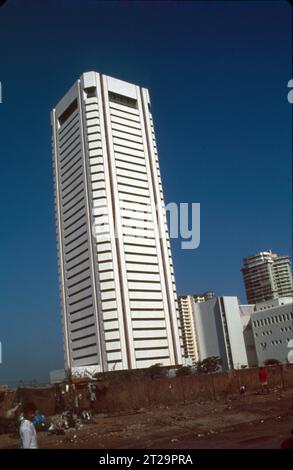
[193,297,222,361]
[255,297,292,310]
[251,303,293,365]
[242,322,258,367]
[193,297,248,370]
[220,297,249,369]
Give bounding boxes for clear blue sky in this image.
[0,0,291,385]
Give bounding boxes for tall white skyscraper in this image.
[51,72,183,373]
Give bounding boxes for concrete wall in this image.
[12,364,293,417]
[16,388,56,416]
[91,364,293,414]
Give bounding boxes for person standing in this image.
[19,402,38,449]
[258,367,269,393]
[88,382,97,410]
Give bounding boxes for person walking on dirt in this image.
[19,402,38,449]
[258,367,269,393]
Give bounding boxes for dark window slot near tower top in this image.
[59,99,78,126]
[85,87,97,99]
[109,91,137,109]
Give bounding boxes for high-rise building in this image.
[241,250,293,304]
[193,291,215,303]
[178,296,200,365]
[51,72,183,373]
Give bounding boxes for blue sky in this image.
[0,0,291,385]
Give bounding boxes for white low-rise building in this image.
[251,301,293,365]
[193,296,249,370]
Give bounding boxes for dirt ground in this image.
[1,387,292,449]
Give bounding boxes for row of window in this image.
[280,326,292,333]
[260,338,292,349]
[257,302,287,310]
[253,312,293,328]
[109,91,138,109]
[261,325,292,336]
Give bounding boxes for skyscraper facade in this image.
[241,250,293,304]
[51,72,183,373]
[178,295,200,365]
